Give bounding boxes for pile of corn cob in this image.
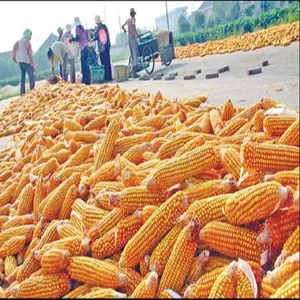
[0,81,299,298]
[174,21,299,59]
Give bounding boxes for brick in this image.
[184,75,196,80]
[248,68,262,75]
[218,66,230,73]
[165,75,175,81]
[262,61,269,67]
[194,69,202,74]
[206,73,219,79]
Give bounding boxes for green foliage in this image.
[175,3,299,46]
[245,4,256,17]
[193,11,205,30]
[178,15,191,34]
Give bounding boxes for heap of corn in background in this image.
[174,21,299,59]
[0,80,299,298]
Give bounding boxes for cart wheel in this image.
[142,45,155,75]
[164,60,172,67]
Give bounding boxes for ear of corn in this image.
[40,248,71,274]
[263,116,297,136]
[131,271,158,298]
[278,118,299,147]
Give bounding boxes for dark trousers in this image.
[19,62,35,95]
[81,46,91,85]
[62,53,69,82]
[100,46,112,81]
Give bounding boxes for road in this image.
[0,42,299,152]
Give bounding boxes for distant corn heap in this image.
[0,81,299,298]
[175,21,299,59]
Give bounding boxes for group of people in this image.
[12,8,140,96]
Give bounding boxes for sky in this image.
[0,1,203,53]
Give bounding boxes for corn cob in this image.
[0,236,26,257]
[220,100,235,121]
[123,143,150,165]
[139,255,150,277]
[67,256,127,288]
[109,186,168,214]
[84,115,106,131]
[46,141,66,154]
[63,284,92,298]
[58,185,79,220]
[158,221,199,295]
[24,236,40,260]
[40,248,71,273]
[0,182,18,206]
[69,210,85,233]
[186,250,210,284]
[218,117,248,137]
[79,288,127,298]
[179,194,230,228]
[10,273,70,298]
[4,255,18,277]
[57,163,92,182]
[270,269,299,298]
[16,183,35,216]
[121,167,144,187]
[130,271,158,298]
[0,215,9,229]
[146,145,216,191]
[40,172,81,221]
[263,116,297,136]
[0,168,12,182]
[225,182,288,225]
[91,181,124,195]
[66,130,99,143]
[278,118,299,147]
[119,191,188,268]
[175,135,205,157]
[1,214,34,231]
[38,157,60,178]
[275,226,299,267]
[64,119,82,131]
[199,221,267,263]
[241,142,300,172]
[87,208,126,241]
[37,149,72,165]
[135,115,165,129]
[264,168,300,189]
[62,144,91,169]
[142,205,158,224]
[57,223,84,239]
[208,261,238,298]
[184,267,226,298]
[88,161,119,187]
[0,224,35,247]
[209,109,223,134]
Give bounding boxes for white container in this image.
[114,65,130,82]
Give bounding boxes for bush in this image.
[175,3,299,46]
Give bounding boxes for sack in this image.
[98,28,107,53]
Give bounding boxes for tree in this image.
[178,15,191,33]
[245,4,255,17]
[193,11,205,30]
[207,17,215,28]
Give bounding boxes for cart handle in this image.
[138,31,152,39]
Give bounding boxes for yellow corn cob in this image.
[149,224,182,276]
[276,226,300,266]
[278,118,299,147]
[140,255,150,277]
[0,168,12,182]
[1,214,34,231]
[2,280,18,298]
[121,167,143,187]
[218,117,248,137]
[16,183,35,216]
[63,284,92,298]
[184,179,235,204]
[132,105,145,121]
[4,256,18,277]
[57,163,92,182]
[114,132,157,155]
[33,177,46,223]
[155,132,197,160]
[84,115,107,131]
[241,142,300,172]
[146,145,216,191]
[10,273,70,298]
[80,288,127,298]
[184,266,226,298]
[123,144,150,165]
[67,256,127,288]
[229,101,262,124]
[221,99,235,121]
[40,248,71,274]
[142,205,158,224]
[0,236,26,257]
[186,250,210,284]
[46,141,66,154]
[91,212,143,259]
[122,125,155,136]
[43,126,60,137]
[66,130,99,143]
[261,97,278,110]
[249,109,265,132]
[64,119,82,131]
[38,157,60,178]
[94,119,119,171]
[265,169,300,189]
[209,109,223,134]
[209,261,237,298]
[109,186,168,214]
[88,161,119,187]
[270,269,299,298]
[37,149,72,165]
[157,221,199,295]
[13,165,33,202]
[58,185,78,220]
[199,221,267,263]
[44,176,62,197]
[63,144,91,169]
[24,237,40,260]
[175,135,205,157]
[40,172,81,221]
[91,181,124,195]
[82,204,109,230]
[130,271,158,298]
[69,210,85,233]
[0,224,35,247]
[179,194,230,228]
[234,121,251,135]
[197,113,212,134]
[263,116,297,136]
[87,208,126,241]
[135,115,165,129]
[0,215,9,229]
[66,139,82,154]
[57,223,84,239]
[119,191,188,268]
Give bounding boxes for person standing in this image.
[47,41,68,82]
[73,17,91,85]
[122,8,140,78]
[93,15,112,82]
[57,27,64,77]
[12,29,35,95]
[61,24,77,83]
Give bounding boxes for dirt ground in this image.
[0,42,299,152]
